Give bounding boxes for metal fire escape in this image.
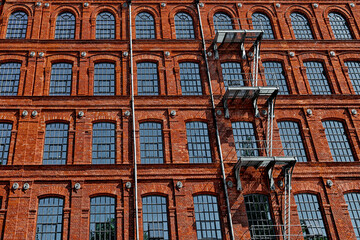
[213,29,296,239]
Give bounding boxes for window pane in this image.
[263,61,289,95]
[92,123,116,164]
[186,122,212,163]
[252,13,274,39]
[278,121,307,162]
[0,62,21,96]
[329,12,352,40]
[55,12,75,39]
[221,62,244,89]
[232,121,258,157]
[137,62,159,95]
[139,122,163,164]
[94,63,115,95]
[175,12,195,39]
[0,123,12,165]
[136,12,155,39]
[36,197,64,240]
[344,193,360,239]
[193,195,222,240]
[90,196,116,240]
[322,121,354,162]
[213,13,233,31]
[96,12,115,39]
[290,13,313,40]
[294,194,328,239]
[179,62,202,95]
[142,196,169,240]
[304,61,331,95]
[43,123,68,165]
[345,61,360,94]
[6,11,27,39]
[50,63,72,96]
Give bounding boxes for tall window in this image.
[232,121,258,157]
[96,12,115,39]
[179,62,202,95]
[94,63,115,95]
[43,123,68,165]
[90,196,116,239]
[175,12,195,39]
[344,192,360,239]
[50,63,72,96]
[244,194,275,239]
[0,62,21,96]
[193,195,222,240]
[252,13,274,39]
[35,197,64,240]
[345,61,360,94]
[294,194,328,239]
[55,12,75,39]
[6,11,28,39]
[142,196,169,240]
[136,12,155,39]
[290,12,314,40]
[221,62,244,89]
[213,13,233,31]
[92,122,116,164]
[0,123,12,165]
[322,120,354,162]
[328,12,352,40]
[303,61,331,95]
[139,122,163,164]
[278,121,307,162]
[137,62,158,95]
[263,61,289,95]
[186,122,212,163]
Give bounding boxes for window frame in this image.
[174,12,195,39]
[303,61,332,95]
[179,62,203,95]
[92,122,116,164]
[290,12,314,40]
[262,61,289,95]
[139,122,164,164]
[328,12,353,40]
[49,62,73,96]
[345,61,360,94]
[42,122,69,165]
[54,12,76,39]
[6,11,28,39]
[96,11,116,40]
[89,195,116,239]
[213,12,234,32]
[251,12,275,39]
[135,12,156,39]
[344,192,360,239]
[185,121,212,163]
[0,122,12,165]
[93,62,115,96]
[0,62,21,96]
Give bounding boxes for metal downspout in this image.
[196,2,235,240]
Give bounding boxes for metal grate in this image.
[179,62,202,95]
[221,62,244,89]
[90,196,116,240]
[92,122,116,164]
[175,12,195,39]
[135,12,155,39]
[0,123,12,165]
[35,197,64,240]
[263,61,289,95]
[137,62,159,95]
[344,192,360,240]
[96,12,115,39]
[345,61,360,94]
[43,123,68,165]
[232,121,258,157]
[328,12,352,40]
[55,12,75,39]
[6,11,28,39]
[303,61,331,95]
[142,196,169,240]
[252,13,274,39]
[294,194,328,239]
[278,121,307,162]
[213,13,233,32]
[244,194,275,240]
[186,121,212,163]
[193,195,222,240]
[322,120,354,162]
[290,13,314,40]
[94,63,115,95]
[0,62,21,96]
[139,122,163,164]
[50,63,72,96]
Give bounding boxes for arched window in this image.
[278,121,307,162]
[137,62,158,95]
[90,196,116,239]
[94,63,115,95]
[135,12,155,39]
[142,196,169,240]
[344,192,360,239]
[92,122,116,164]
[186,121,212,163]
[6,11,28,39]
[345,61,360,94]
[179,62,202,95]
[328,12,352,40]
[96,12,115,39]
[303,61,331,95]
[232,121,258,157]
[213,13,233,31]
[139,122,163,164]
[0,62,21,96]
[55,12,75,39]
[175,12,195,39]
[0,123,12,165]
[50,63,72,96]
[263,61,289,94]
[290,12,314,40]
[252,13,274,39]
[43,123,69,165]
[221,62,244,89]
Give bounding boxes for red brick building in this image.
[0,0,360,239]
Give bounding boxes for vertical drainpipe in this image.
[128,1,140,239]
[196,1,235,240]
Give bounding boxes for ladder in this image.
[283,164,294,240]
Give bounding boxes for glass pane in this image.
[328,12,352,40]
[179,62,202,95]
[96,12,115,39]
[252,13,274,39]
[6,11,28,39]
[304,61,331,95]
[43,123,69,165]
[175,12,195,39]
[142,196,169,240]
[139,122,163,164]
[344,193,360,239]
[94,63,115,95]
[263,61,289,95]
[221,62,244,89]
[345,61,360,94]
[290,13,313,40]
[232,121,258,157]
[186,122,212,163]
[50,63,72,96]
[90,196,116,240]
[278,121,307,162]
[213,13,233,32]
[136,12,155,39]
[92,123,116,164]
[55,12,75,39]
[137,62,159,95]
[0,123,12,165]
[0,63,21,96]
